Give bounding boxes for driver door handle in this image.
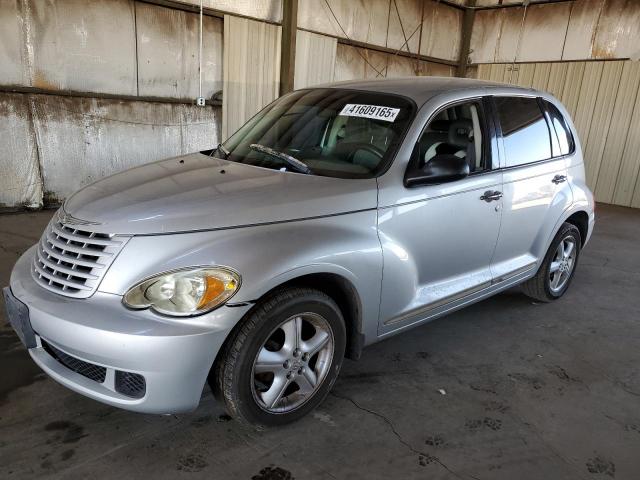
[480,190,503,202]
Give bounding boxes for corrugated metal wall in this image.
[20,0,640,212]
[2,0,463,210]
[221,0,461,139]
[136,3,223,99]
[295,0,459,87]
[33,95,219,203]
[469,0,640,208]
[476,60,640,208]
[222,15,281,140]
[0,94,42,209]
[294,30,337,89]
[298,0,463,62]
[0,0,223,210]
[0,92,220,208]
[470,0,640,64]
[333,44,455,81]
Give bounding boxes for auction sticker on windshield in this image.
[339,104,400,122]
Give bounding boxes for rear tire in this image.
[522,222,581,303]
[214,287,346,427]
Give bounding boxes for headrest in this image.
[429,120,451,132]
[448,120,473,148]
[419,131,448,145]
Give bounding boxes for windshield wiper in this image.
[211,143,229,159]
[249,144,312,174]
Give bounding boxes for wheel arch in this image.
[209,271,365,395]
[268,272,364,360]
[564,210,589,246]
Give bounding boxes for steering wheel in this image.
[347,143,385,162]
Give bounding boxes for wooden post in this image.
[457,0,476,78]
[279,0,298,95]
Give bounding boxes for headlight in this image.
[123,266,241,316]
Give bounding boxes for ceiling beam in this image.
[471,0,574,11]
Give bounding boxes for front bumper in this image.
[8,246,251,414]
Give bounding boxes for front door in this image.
[377,98,502,334]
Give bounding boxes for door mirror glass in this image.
[405,154,470,187]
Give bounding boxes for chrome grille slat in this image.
[36,251,99,280]
[50,223,122,247]
[33,262,93,290]
[32,214,129,298]
[39,242,105,269]
[46,231,114,257]
[32,273,83,296]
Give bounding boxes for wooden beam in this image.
[279,0,298,95]
[472,0,574,10]
[297,28,459,67]
[457,0,476,77]
[137,0,281,25]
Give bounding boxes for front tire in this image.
[522,222,581,302]
[214,288,346,427]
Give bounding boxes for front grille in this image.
[42,339,107,383]
[115,371,146,398]
[32,214,128,298]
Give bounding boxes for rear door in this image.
[489,96,574,282]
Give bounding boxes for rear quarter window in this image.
[494,96,552,168]
[543,100,575,157]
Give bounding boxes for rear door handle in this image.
[480,190,503,202]
[552,174,567,184]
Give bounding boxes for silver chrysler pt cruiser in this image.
[4,78,594,426]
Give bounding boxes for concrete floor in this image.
[1,204,639,480]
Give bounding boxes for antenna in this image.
[196,0,205,106]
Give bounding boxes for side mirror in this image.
[405,154,470,187]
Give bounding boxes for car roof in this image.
[316,76,541,106]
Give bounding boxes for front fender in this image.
[99,210,382,341]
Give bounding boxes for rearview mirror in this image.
[405,154,470,187]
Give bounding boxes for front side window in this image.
[217,88,415,179]
[494,96,552,167]
[410,100,489,173]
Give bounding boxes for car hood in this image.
[63,153,378,235]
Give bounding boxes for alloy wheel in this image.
[549,236,577,293]
[251,312,334,413]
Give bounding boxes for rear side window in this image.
[543,100,575,157]
[494,96,552,167]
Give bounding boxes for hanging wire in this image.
[198,0,203,101]
[322,0,426,79]
[509,0,530,84]
[322,0,386,76]
[415,0,426,75]
[379,0,414,78]
[392,0,412,57]
[375,23,422,78]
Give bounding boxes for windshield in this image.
[217,88,416,179]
